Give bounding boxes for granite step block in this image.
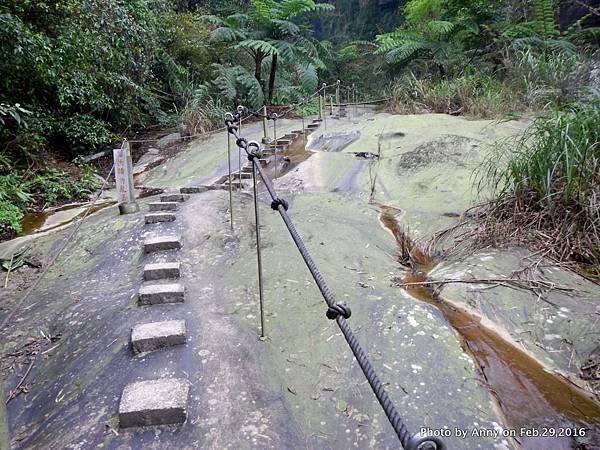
[149,202,178,212]
[119,378,189,428]
[138,283,185,305]
[131,320,186,354]
[180,186,208,194]
[143,262,181,280]
[160,193,190,203]
[145,213,176,224]
[143,235,182,253]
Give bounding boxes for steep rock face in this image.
[559,0,600,29]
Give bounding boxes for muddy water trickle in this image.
[379,207,600,450]
[20,201,115,236]
[261,132,314,181]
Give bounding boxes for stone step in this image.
[276,139,291,146]
[241,167,254,174]
[312,119,323,123]
[180,186,208,194]
[138,283,185,305]
[145,213,176,224]
[234,172,252,179]
[291,129,304,134]
[149,202,178,212]
[307,123,319,129]
[143,236,182,253]
[131,320,186,354]
[160,193,190,203]
[119,378,189,428]
[218,183,243,190]
[282,133,297,139]
[143,262,181,280]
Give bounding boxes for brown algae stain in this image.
[379,207,600,449]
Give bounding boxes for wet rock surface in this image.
[0,108,598,449]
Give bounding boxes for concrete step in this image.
[119,378,189,428]
[234,172,252,179]
[306,124,319,130]
[149,202,178,212]
[143,236,182,253]
[145,213,176,224]
[291,129,304,135]
[312,119,323,123]
[160,193,190,203]
[180,186,208,194]
[276,139,292,146]
[138,283,185,305]
[131,319,186,354]
[143,262,181,280]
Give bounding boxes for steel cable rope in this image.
[223,111,444,450]
[0,161,116,333]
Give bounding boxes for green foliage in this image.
[506,48,580,107]
[203,0,333,104]
[0,202,23,235]
[389,71,516,117]
[213,64,265,109]
[62,115,116,148]
[480,102,600,208]
[375,0,482,75]
[0,103,31,128]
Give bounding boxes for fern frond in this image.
[234,39,279,55]
[211,27,246,42]
[297,63,318,91]
[269,39,295,60]
[426,20,455,38]
[384,40,428,64]
[272,19,300,36]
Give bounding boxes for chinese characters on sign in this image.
[113,141,138,214]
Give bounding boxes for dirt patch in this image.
[395,134,479,171]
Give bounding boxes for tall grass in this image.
[505,48,580,108]
[388,72,517,118]
[480,102,599,211]
[476,101,599,274]
[387,49,581,118]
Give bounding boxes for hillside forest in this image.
[0,0,598,276]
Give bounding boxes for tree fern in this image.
[271,19,300,36]
[234,39,279,55]
[297,63,318,91]
[532,0,557,39]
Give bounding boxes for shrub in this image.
[477,101,600,272]
[0,202,23,234]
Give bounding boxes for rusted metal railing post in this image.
[318,94,323,120]
[336,80,340,118]
[272,113,278,178]
[262,105,268,142]
[251,157,266,339]
[322,83,327,129]
[237,106,243,187]
[227,132,234,229]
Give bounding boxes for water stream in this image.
[378,206,600,450]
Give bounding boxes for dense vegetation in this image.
[0,0,598,275]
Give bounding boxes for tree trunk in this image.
[254,51,263,85]
[268,53,278,104]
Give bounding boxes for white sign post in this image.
[113,140,139,215]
